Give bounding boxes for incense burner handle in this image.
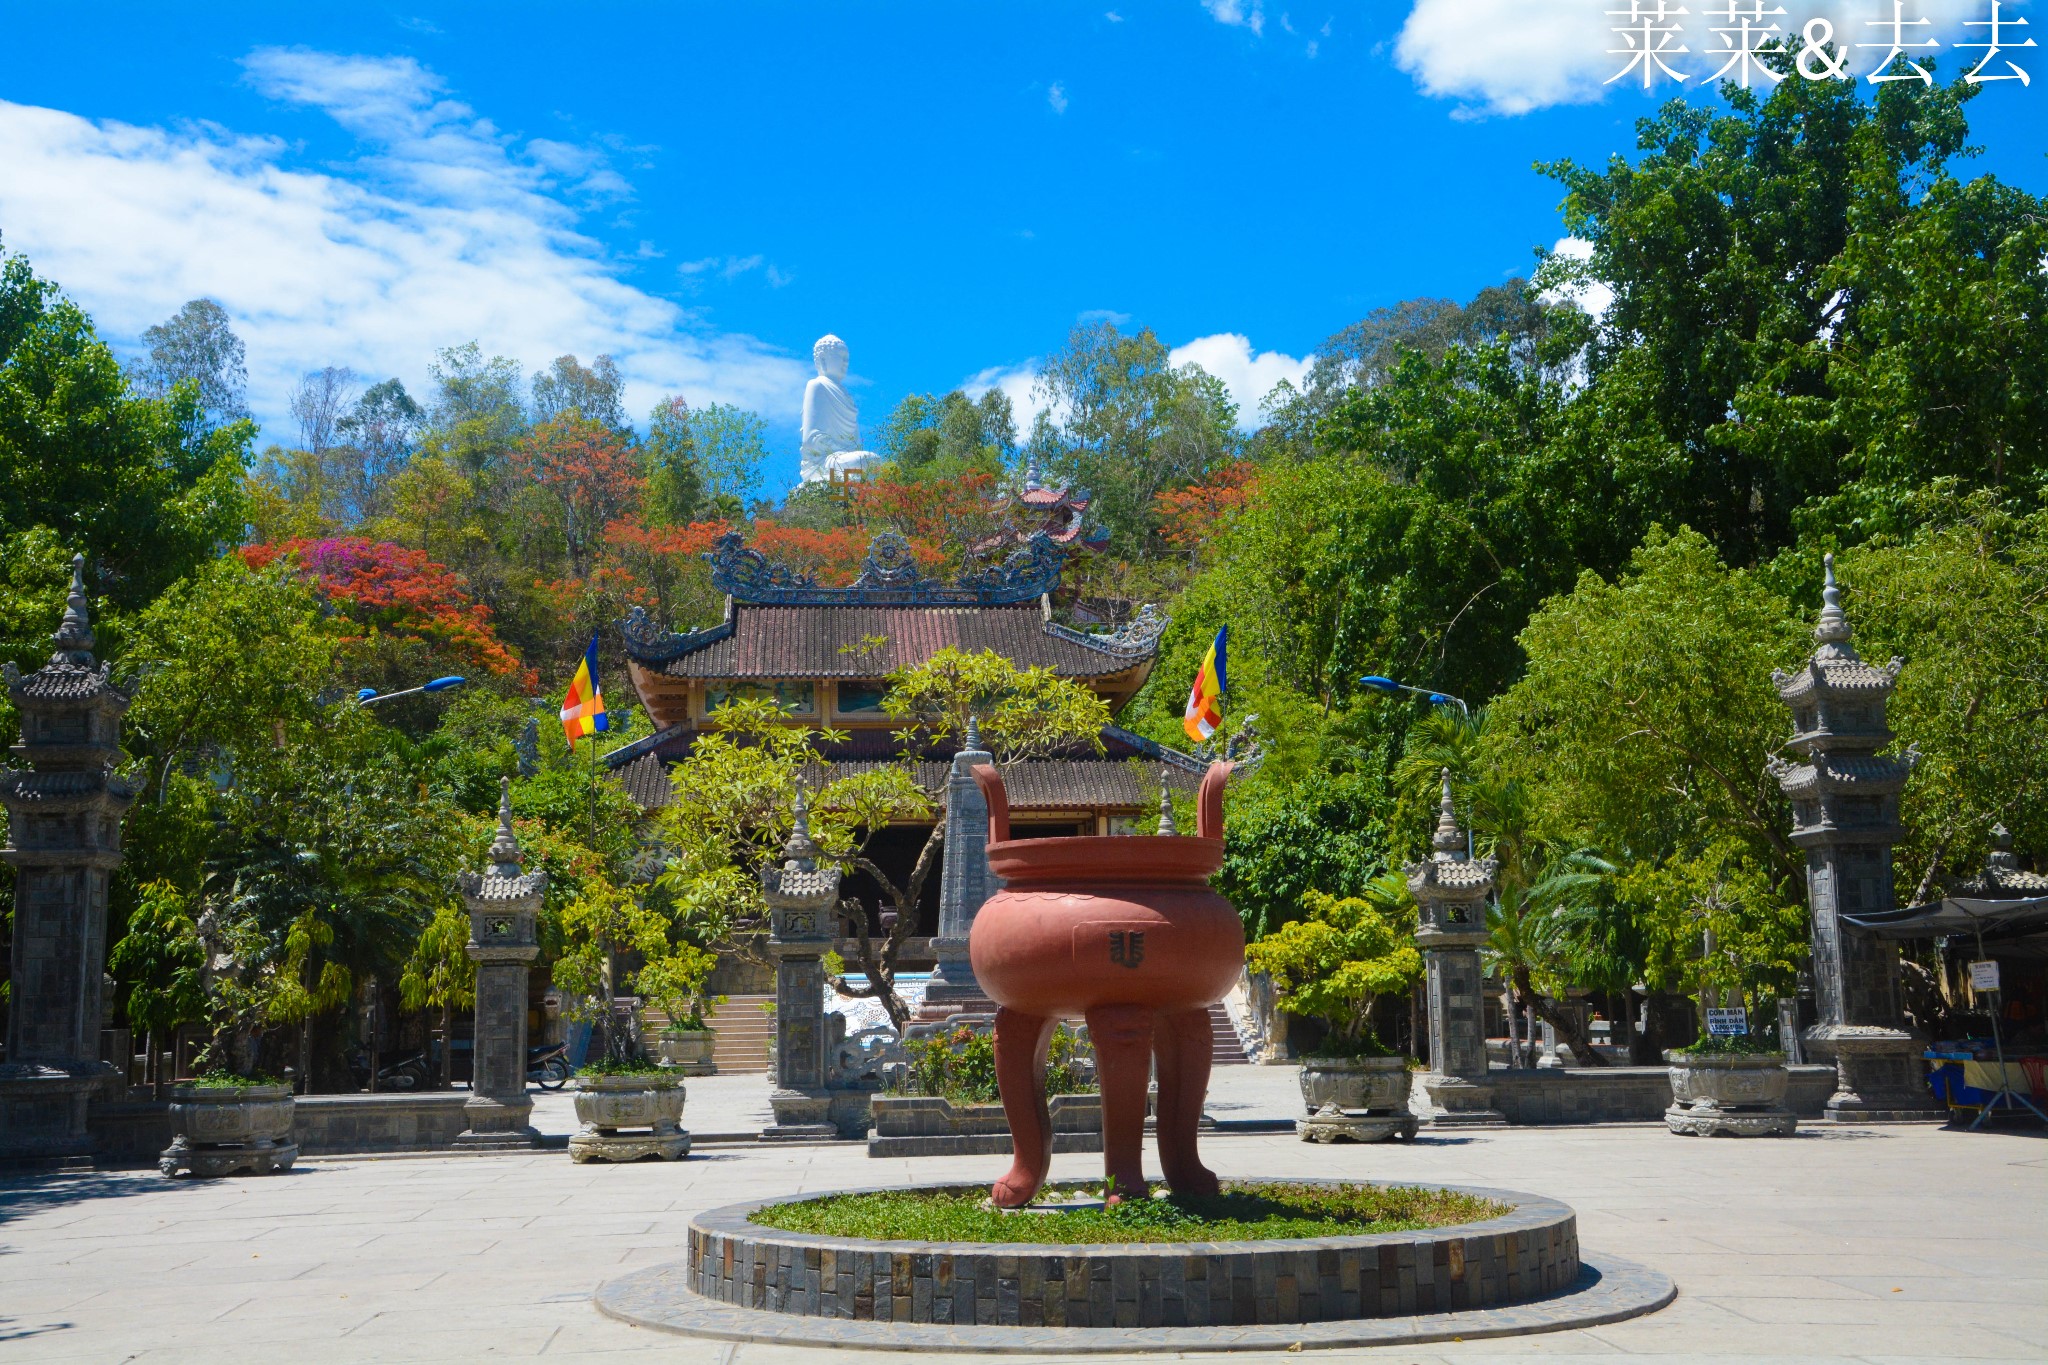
[971,762,1011,845]
[1196,761,1233,841]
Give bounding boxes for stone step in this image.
[1208,1001,1250,1066]
[704,995,776,1074]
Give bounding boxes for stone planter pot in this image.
[867,1093,1102,1157]
[1296,1055,1418,1143]
[1664,1050,1797,1137]
[159,1082,297,1177]
[569,1072,690,1163]
[655,1029,717,1075]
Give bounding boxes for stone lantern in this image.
[759,791,869,1140]
[0,557,139,1168]
[1408,770,1505,1127]
[453,777,546,1148]
[1768,555,1944,1121]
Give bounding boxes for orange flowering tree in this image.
[510,416,645,578]
[242,537,533,688]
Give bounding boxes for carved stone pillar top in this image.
[763,788,841,954]
[1405,770,1496,948]
[458,778,545,958]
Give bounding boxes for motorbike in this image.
[527,1042,571,1091]
[347,1047,431,1092]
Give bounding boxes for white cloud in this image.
[964,361,1055,439]
[0,47,808,442]
[967,332,1310,439]
[1105,10,1124,21]
[1168,333,1310,429]
[1203,0,1266,37]
[1540,237,1614,320]
[1394,0,1989,117]
[1048,81,1070,114]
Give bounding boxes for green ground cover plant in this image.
[749,1182,1505,1245]
[1673,1032,1783,1057]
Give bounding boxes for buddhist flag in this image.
[1183,626,1228,743]
[560,635,609,746]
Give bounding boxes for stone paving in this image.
[1,1080,2043,1362]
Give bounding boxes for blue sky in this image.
[2,2,2041,492]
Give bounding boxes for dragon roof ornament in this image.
[702,528,1071,606]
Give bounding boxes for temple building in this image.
[608,522,1193,938]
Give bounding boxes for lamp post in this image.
[1359,675,1474,857]
[1357,675,1469,717]
[356,675,467,706]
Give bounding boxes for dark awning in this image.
[1842,895,2048,950]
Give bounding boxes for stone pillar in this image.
[1769,555,1944,1121]
[919,722,997,1018]
[1407,771,1505,1128]
[453,778,545,1148]
[0,557,138,1168]
[760,792,854,1140]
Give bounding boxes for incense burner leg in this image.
[1153,1005,1220,1197]
[990,1007,1057,1209]
[1085,1003,1154,1203]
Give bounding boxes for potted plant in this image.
[1246,882,1424,1143]
[158,906,298,1177]
[638,947,721,1075]
[1666,1030,1796,1136]
[553,877,691,1162]
[870,1022,1099,1156]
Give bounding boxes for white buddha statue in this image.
[799,334,882,483]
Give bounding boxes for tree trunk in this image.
[1511,966,1608,1068]
[834,824,946,1031]
[441,1001,454,1090]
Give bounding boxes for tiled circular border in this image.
[595,1179,1673,1350]
[594,1254,1675,1353]
[681,1180,1577,1327]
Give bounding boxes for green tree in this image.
[1025,321,1238,559]
[400,904,476,1090]
[531,353,627,432]
[878,389,1016,483]
[107,881,206,1097]
[1487,527,1805,881]
[0,249,251,613]
[1245,879,1422,1056]
[130,297,251,435]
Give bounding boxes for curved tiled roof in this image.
[1771,754,1913,798]
[456,870,546,903]
[630,603,1155,680]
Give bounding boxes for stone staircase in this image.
[1208,1001,1250,1066]
[705,994,776,1074]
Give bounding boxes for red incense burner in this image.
[968,761,1243,1207]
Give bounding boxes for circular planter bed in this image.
[1664,1050,1796,1137]
[159,1082,297,1177]
[596,1179,1675,1352]
[689,1180,1570,1326]
[569,1071,690,1163]
[1297,1055,1418,1143]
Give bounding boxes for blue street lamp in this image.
[1362,674,1476,858]
[357,675,468,707]
[1357,675,1470,717]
